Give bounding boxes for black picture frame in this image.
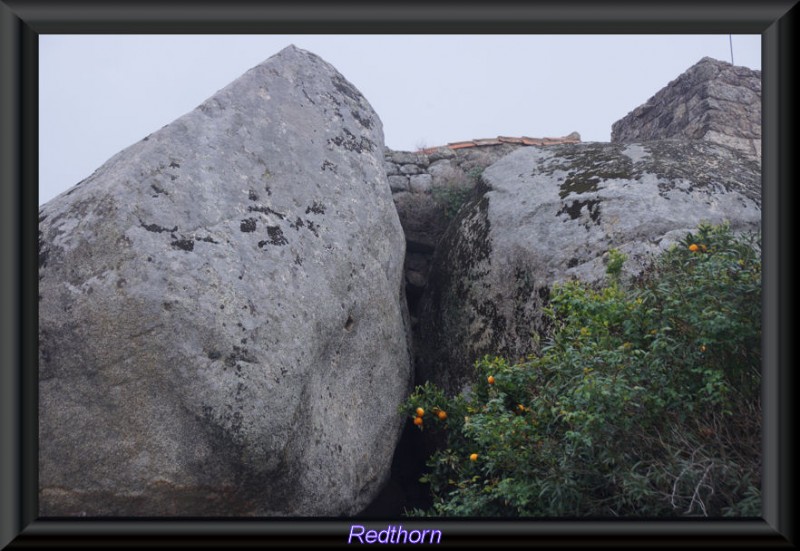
[1,1,796,548]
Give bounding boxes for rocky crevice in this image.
[362,137,582,515]
[384,139,579,339]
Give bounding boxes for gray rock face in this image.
[611,57,761,162]
[409,174,433,193]
[385,143,533,311]
[38,45,413,516]
[416,140,761,395]
[392,192,447,255]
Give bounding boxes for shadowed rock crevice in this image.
[356,421,434,517]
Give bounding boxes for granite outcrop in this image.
[38,45,412,517]
[413,140,761,394]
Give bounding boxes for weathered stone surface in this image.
[38,45,413,517]
[453,143,526,172]
[384,161,400,176]
[392,192,447,253]
[404,253,431,290]
[385,142,556,333]
[416,140,761,395]
[409,174,433,193]
[427,160,463,186]
[389,150,429,166]
[400,164,422,175]
[427,147,456,162]
[612,57,761,161]
[388,175,410,192]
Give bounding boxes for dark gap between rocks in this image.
[356,418,433,517]
[357,224,441,516]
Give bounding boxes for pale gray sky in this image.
[39,35,761,205]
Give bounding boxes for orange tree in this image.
[402,223,761,517]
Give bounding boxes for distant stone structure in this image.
[611,57,761,162]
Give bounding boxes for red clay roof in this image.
[418,133,580,154]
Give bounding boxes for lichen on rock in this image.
[415,140,760,395]
[38,45,412,517]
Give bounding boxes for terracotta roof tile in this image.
[447,141,477,149]
[418,133,580,153]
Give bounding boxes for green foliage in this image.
[605,248,627,282]
[431,167,483,220]
[402,223,761,517]
[466,167,484,181]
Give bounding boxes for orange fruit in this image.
[437,410,447,420]
[487,376,495,385]
[469,453,478,462]
[689,244,699,252]
[416,407,425,417]
[413,416,423,426]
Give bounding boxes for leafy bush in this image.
[402,223,761,517]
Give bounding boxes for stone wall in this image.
[611,57,761,162]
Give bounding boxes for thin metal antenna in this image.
[729,35,735,65]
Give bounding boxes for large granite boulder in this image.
[416,140,761,394]
[38,45,413,516]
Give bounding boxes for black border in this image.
[1,1,796,548]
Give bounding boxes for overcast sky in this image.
[39,35,761,205]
